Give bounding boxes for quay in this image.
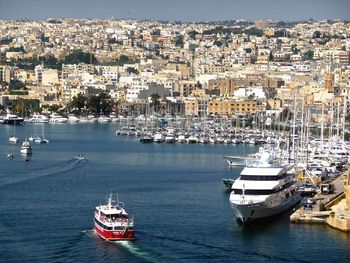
[290,171,350,232]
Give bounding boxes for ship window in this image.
[232,181,294,195]
[240,173,288,181]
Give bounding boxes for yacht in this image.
[49,113,68,123]
[97,115,112,123]
[229,151,301,224]
[165,133,176,143]
[27,113,49,123]
[3,113,24,125]
[68,114,80,123]
[153,133,164,143]
[176,134,186,143]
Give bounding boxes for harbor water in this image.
[0,123,349,262]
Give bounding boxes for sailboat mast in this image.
[291,89,298,161]
[343,96,347,144]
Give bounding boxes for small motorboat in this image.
[222,178,235,190]
[7,153,14,159]
[20,140,32,155]
[75,154,85,160]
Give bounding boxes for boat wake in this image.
[138,231,312,263]
[116,241,158,263]
[82,229,158,263]
[0,158,87,189]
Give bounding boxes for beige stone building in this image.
[207,99,258,116]
[0,65,11,83]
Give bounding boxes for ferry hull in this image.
[231,193,301,224]
[94,222,135,241]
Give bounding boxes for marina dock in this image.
[290,171,350,232]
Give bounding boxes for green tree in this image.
[63,50,97,65]
[69,93,88,112]
[126,67,139,75]
[43,55,59,68]
[150,93,161,113]
[304,50,314,60]
[188,30,198,39]
[213,40,223,47]
[174,35,184,48]
[10,80,27,90]
[86,92,113,115]
[313,31,321,38]
[244,27,263,37]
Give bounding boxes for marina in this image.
[0,122,349,262]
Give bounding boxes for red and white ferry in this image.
[94,194,135,241]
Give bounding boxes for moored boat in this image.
[20,140,32,154]
[94,194,135,241]
[229,151,301,224]
[3,113,24,125]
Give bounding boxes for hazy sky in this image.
[0,0,349,21]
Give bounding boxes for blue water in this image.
[0,123,349,263]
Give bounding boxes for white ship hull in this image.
[231,192,301,223]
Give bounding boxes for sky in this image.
[0,0,349,22]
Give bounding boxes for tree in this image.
[174,35,184,48]
[313,31,321,38]
[86,92,113,115]
[126,67,139,75]
[63,50,97,65]
[274,30,286,38]
[247,93,256,100]
[150,93,161,113]
[304,50,314,60]
[188,30,198,39]
[213,40,223,47]
[10,80,27,90]
[244,27,263,37]
[43,55,61,69]
[69,93,88,113]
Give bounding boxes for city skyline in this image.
[0,0,350,22]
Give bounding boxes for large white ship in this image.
[229,151,301,224]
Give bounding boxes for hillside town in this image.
[0,18,349,124]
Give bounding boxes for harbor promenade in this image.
[290,171,350,232]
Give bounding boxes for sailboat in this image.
[34,123,49,143]
[9,120,19,143]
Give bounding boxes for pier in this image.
[290,171,350,232]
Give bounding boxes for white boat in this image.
[78,117,90,123]
[153,133,164,143]
[9,136,19,143]
[187,135,198,144]
[49,113,68,123]
[9,121,19,143]
[75,154,85,160]
[68,114,80,123]
[165,134,176,143]
[229,151,301,224]
[176,134,186,143]
[88,115,97,122]
[27,113,49,123]
[34,123,49,143]
[20,140,32,154]
[34,137,49,144]
[98,115,112,123]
